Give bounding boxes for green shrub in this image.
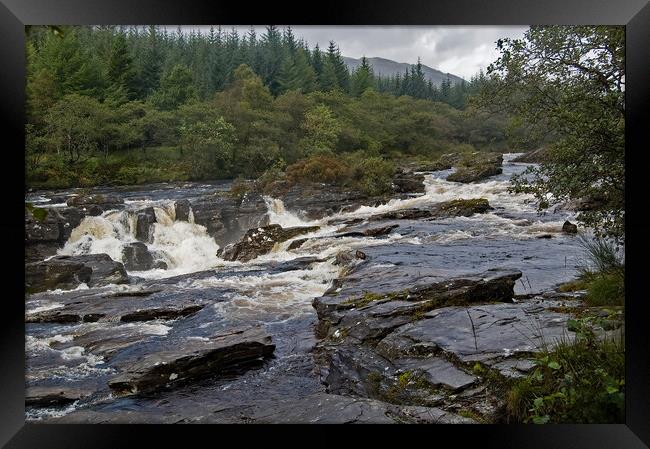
[505,333,624,424]
[344,151,396,196]
[285,154,351,185]
[283,152,396,197]
[586,273,624,306]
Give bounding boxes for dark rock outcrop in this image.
[122,242,154,271]
[26,385,94,408]
[25,258,92,293]
[287,238,308,251]
[25,205,84,263]
[108,326,275,395]
[218,224,320,262]
[25,253,128,294]
[189,193,270,247]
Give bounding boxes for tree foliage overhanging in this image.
[474,26,625,242]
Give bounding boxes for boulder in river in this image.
[108,326,275,395]
[562,220,578,234]
[218,224,320,262]
[446,152,503,183]
[67,254,129,287]
[391,170,425,194]
[122,242,155,271]
[174,199,192,222]
[135,207,157,242]
[25,257,92,293]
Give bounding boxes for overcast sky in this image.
[178,26,529,80]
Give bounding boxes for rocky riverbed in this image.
[24,154,592,423]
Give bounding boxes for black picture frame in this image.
[2,0,649,446]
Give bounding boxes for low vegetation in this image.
[505,329,624,423]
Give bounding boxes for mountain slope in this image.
[343,56,465,86]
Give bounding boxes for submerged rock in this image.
[218,224,320,262]
[108,326,275,395]
[336,224,399,238]
[122,242,155,271]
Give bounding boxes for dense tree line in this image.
[25,25,509,189]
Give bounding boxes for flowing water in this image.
[25,154,588,421]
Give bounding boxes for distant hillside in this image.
[343,56,465,86]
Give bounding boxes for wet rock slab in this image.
[26,384,96,408]
[108,326,275,395]
[381,302,574,363]
[312,255,578,420]
[53,392,474,424]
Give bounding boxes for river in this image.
[24,153,588,422]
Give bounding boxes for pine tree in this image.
[260,25,284,95]
[311,44,324,88]
[108,32,137,99]
[351,56,374,96]
[326,41,350,92]
[137,25,162,98]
